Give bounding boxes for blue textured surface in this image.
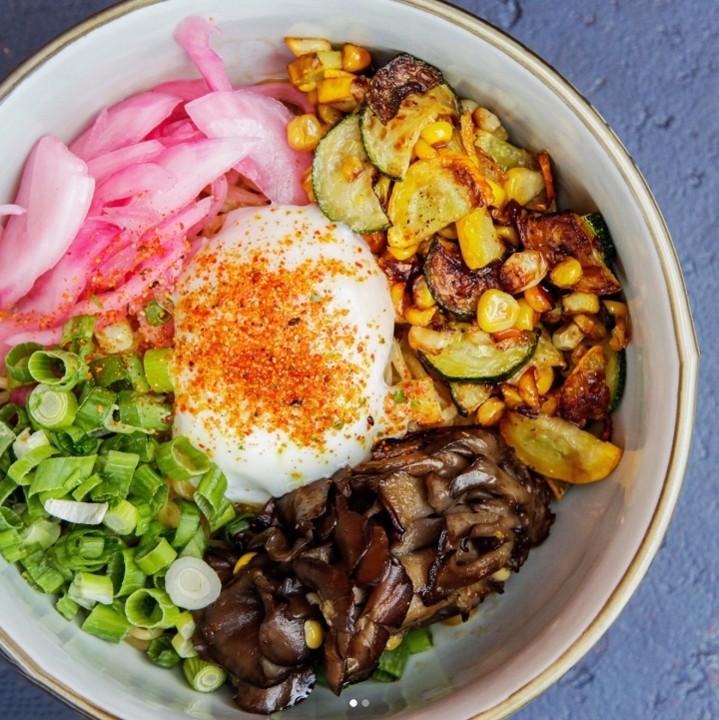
[0,0,715,718]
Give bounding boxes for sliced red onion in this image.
[0,136,94,310]
[174,16,233,93]
[86,140,165,185]
[186,89,311,205]
[70,91,181,161]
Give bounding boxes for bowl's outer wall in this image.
[0,1,700,719]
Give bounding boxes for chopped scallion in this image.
[125,587,179,629]
[182,657,226,693]
[43,498,109,525]
[26,383,78,430]
[143,348,174,393]
[147,635,182,668]
[156,437,211,481]
[135,536,177,575]
[164,556,221,610]
[103,498,139,535]
[69,570,115,606]
[81,603,131,643]
[4,342,44,387]
[27,349,86,391]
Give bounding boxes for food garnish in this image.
[0,16,631,717]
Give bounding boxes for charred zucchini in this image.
[516,211,622,296]
[386,152,491,250]
[499,411,622,484]
[474,129,538,171]
[581,212,616,263]
[605,345,626,413]
[423,238,500,320]
[409,324,538,383]
[312,113,390,233]
[361,55,459,180]
[449,382,491,416]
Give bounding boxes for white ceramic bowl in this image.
[0,1,699,718]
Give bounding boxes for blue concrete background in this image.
[0,0,715,718]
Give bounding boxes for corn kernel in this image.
[340,155,365,182]
[573,313,607,340]
[316,50,343,70]
[535,365,555,395]
[477,289,520,333]
[514,298,539,331]
[323,67,355,79]
[374,175,392,206]
[491,567,512,582]
[504,167,545,205]
[457,207,504,270]
[303,619,324,649]
[306,88,319,106]
[609,317,629,351]
[287,55,323,91]
[342,43,372,73]
[317,76,355,104]
[405,306,437,327]
[388,243,419,261]
[412,276,436,310]
[284,37,332,57]
[385,634,403,652]
[156,498,181,529]
[486,178,507,207]
[472,106,504,135]
[390,281,408,315]
[562,291,600,315]
[541,392,560,416]
[500,383,523,409]
[550,257,583,288]
[524,285,553,313]
[317,103,343,126]
[495,225,520,246]
[552,321,584,351]
[603,299,628,318]
[413,137,437,159]
[233,552,258,574]
[518,368,540,410]
[286,113,325,151]
[420,120,454,147]
[476,396,505,426]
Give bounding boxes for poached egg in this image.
[172,204,395,503]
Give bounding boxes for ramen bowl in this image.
[0,0,698,718]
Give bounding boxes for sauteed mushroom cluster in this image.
[194,426,554,714]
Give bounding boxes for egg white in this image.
[172,204,395,503]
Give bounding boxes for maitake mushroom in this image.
[193,426,554,715]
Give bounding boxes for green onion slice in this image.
[147,636,182,668]
[4,342,43,386]
[143,348,174,393]
[43,498,109,525]
[182,657,226,693]
[69,570,115,606]
[143,298,173,327]
[164,556,221,610]
[27,349,86,391]
[125,587,179,629]
[156,437,211,481]
[135,536,177,575]
[81,603,131,643]
[26,383,78,430]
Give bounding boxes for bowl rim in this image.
[0,0,700,719]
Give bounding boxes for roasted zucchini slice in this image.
[361,83,459,180]
[604,344,626,413]
[516,210,622,296]
[409,324,538,383]
[423,238,500,320]
[312,113,390,233]
[386,152,492,249]
[448,381,491,416]
[581,211,616,263]
[499,411,622,484]
[474,129,538,171]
